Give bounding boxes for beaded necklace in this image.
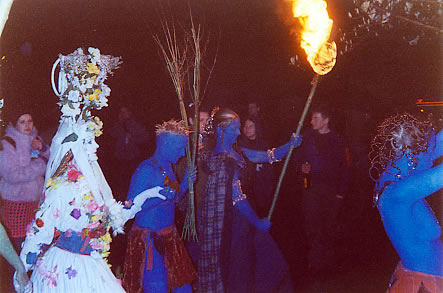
[151,158,181,193]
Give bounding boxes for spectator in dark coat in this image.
[237,116,274,217]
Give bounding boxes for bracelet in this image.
[232,180,247,205]
[233,194,247,205]
[267,148,280,164]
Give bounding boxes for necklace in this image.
[152,158,181,193]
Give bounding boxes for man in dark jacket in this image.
[295,104,350,275]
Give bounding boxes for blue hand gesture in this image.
[184,166,197,184]
[159,187,176,200]
[290,133,302,148]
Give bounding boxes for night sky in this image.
[0,0,441,140]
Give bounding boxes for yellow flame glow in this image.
[292,0,336,75]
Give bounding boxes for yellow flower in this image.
[88,116,104,137]
[82,194,93,201]
[100,232,112,244]
[46,178,54,188]
[87,63,100,75]
[86,89,101,101]
[91,216,97,222]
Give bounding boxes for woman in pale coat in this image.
[0,111,49,291]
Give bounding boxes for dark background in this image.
[0,0,440,140]
[0,1,441,291]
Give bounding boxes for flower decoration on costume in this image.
[70,209,81,220]
[35,218,44,228]
[65,266,77,280]
[67,169,82,182]
[123,200,133,210]
[53,47,121,137]
[39,264,59,288]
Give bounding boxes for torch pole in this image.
[267,74,320,220]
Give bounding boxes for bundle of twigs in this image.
[154,13,216,241]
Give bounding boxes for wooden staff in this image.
[267,74,321,220]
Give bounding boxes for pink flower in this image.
[67,169,82,182]
[87,221,100,229]
[26,220,34,233]
[90,242,104,250]
[65,229,73,237]
[87,200,99,213]
[53,208,60,219]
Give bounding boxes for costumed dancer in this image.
[19,47,166,292]
[370,113,443,292]
[122,119,197,293]
[197,107,301,293]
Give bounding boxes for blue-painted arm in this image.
[241,134,302,163]
[127,163,166,211]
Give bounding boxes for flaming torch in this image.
[268,0,337,219]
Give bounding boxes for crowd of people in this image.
[0,47,441,293]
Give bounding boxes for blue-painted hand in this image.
[256,218,271,232]
[290,133,302,148]
[159,187,176,200]
[184,166,197,184]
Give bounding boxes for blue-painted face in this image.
[157,133,188,164]
[221,118,241,147]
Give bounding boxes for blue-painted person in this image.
[197,107,302,293]
[122,119,197,293]
[370,113,443,292]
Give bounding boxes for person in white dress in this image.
[19,47,166,292]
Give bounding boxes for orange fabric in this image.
[122,225,196,292]
[0,199,39,238]
[387,263,443,293]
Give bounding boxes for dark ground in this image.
[270,176,399,293]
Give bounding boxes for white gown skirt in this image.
[30,246,125,293]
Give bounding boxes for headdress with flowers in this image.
[46,47,121,207]
[51,47,121,136]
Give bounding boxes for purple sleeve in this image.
[0,144,47,184]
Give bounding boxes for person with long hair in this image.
[197,107,301,292]
[369,113,443,292]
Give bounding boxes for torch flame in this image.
[292,0,337,75]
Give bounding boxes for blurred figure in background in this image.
[0,110,49,291]
[247,102,265,140]
[175,108,211,264]
[110,106,149,201]
[237,116,274,217]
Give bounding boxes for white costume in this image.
[19,48,164,292]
